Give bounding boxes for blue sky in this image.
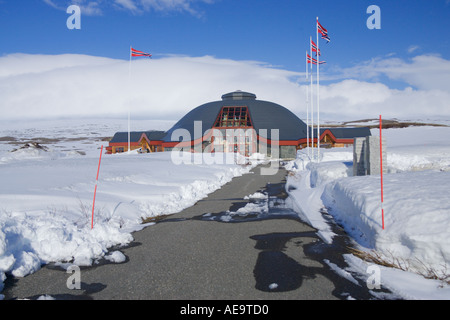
[1,0,449,74]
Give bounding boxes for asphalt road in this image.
[4,163,381,300]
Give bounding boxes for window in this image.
[213,107,252,128]
[211,107,256,156]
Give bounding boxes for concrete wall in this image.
[353,136,387,176]
[353,137,367,176]
[280,146,297,159]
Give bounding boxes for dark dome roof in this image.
[164,91,307,142]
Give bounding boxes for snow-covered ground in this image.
[0,118,449,300]
[285,125,450,300]
[0,118,256,298]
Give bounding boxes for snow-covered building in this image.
[107,91,371,158]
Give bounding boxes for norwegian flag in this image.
[311,39,321,56]
[131,47,152,58]
[307,53,326,65]
[317,20,330,43]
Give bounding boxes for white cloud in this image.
[138,0,210,16]
[0,53,115,78]
[114,0,140,13]
[42,0,103,15]
[407,45,420,54]
[42,0,59,9]
[0,54,302,121]
[0,53,449,123]
[42,0,215,16]
[118,0,216,16]
[378,55,450,92]
[320,81,450,120]
[330,54,450,92]
[75,0,103,16]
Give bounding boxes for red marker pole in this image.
[92,145,104,229]
[379,115,385,230]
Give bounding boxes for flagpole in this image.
[305,51,310,157]
[310,36,315,161]
[128,45,132,154]
[316,17,321,163]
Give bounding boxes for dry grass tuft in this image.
[347,247,450,286]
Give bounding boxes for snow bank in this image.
[322,171,450,271]
[0,139,254,296]
[0,211,133,277]
[286,126,450,299]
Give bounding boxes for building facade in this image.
[107,91,371,158]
